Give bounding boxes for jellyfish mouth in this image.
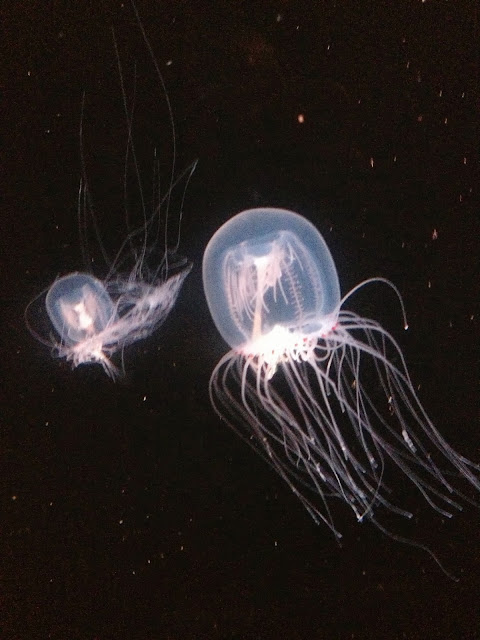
[57,335,119,378]
[69,335,107,364]
[238,324,316,379]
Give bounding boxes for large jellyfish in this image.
[26,9,195,379]
[203,207,479,565]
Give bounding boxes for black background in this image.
[2,1,479,638]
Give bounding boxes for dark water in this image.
[2,1,479,638]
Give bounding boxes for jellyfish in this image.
[25,5,195,379]
[31,253,191,379]
[203,207,479,564]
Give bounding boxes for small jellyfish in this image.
[34,253,191,378]
[26,9,195,378]
[203,207,479,567]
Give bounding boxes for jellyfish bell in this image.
[25,4,194,379]
[203,207,479,570]
[46,272,117,346]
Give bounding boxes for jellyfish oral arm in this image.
[74,302,94,331]
[60,298,95,335]
[251,256,270,341]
